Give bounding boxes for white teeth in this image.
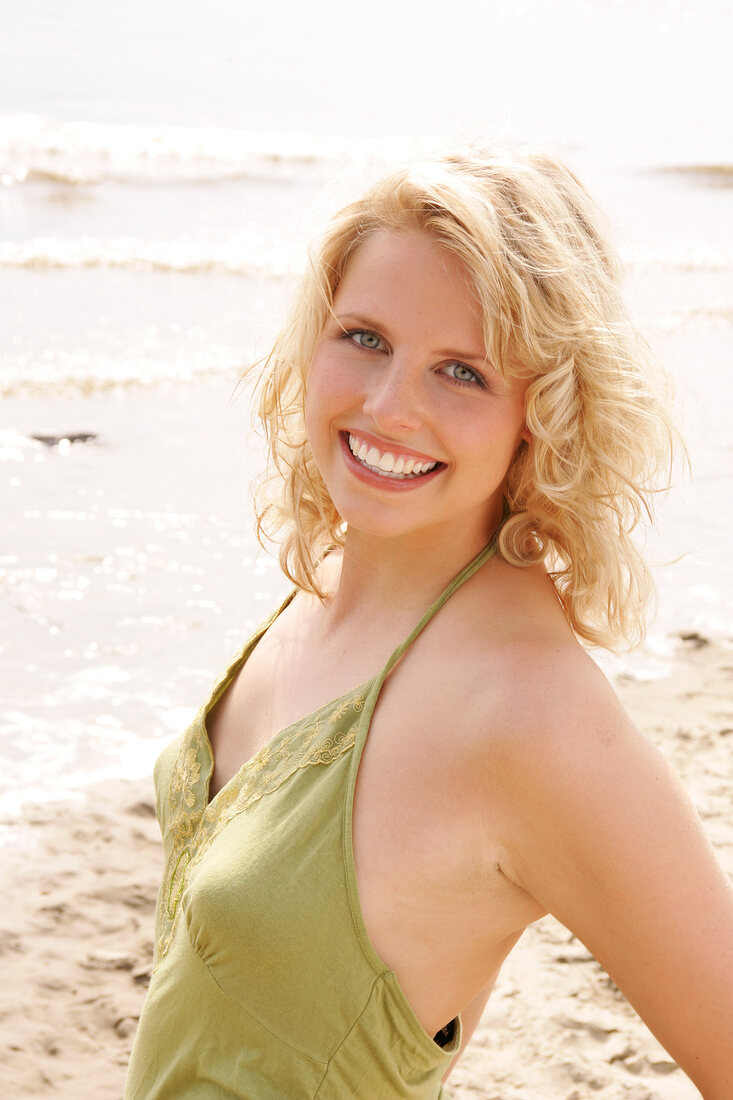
[347,433,438,480]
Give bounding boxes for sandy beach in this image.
[2,637,730,1100]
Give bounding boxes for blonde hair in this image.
[252,148,679,649]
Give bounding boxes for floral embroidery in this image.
[171,748,202,808]
[328,693,365,723]
[154,688,367,968]
[166,848,191,918]
[166,719,208,848]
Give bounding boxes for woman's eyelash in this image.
[340,328,384,350]
[443,362,489,390]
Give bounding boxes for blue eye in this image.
[345,329,383,350]
[443,362,486,389]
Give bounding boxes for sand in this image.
[1,639,730,1100]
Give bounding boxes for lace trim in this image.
[154,691,366,967]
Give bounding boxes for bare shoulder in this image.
[443,556,658,848]
[447,555,623,745]
[467,557,643,773]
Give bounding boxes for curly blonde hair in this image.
[251,148,679,649]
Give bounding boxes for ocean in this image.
[1,0,731,813]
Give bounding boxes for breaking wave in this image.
[0,114,352,187]
[0,236,295,277]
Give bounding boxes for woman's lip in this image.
[342,428,440,465]
[339,432,445,490]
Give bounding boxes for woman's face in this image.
[304,229,530,548]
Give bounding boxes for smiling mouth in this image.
[345,433,443,480]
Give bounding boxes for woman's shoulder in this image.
[443,556,630,756]
[439,561,653,868]
[449,553,581,663]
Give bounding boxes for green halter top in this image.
[125,537,498,1099]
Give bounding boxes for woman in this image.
[125,150,733,1098]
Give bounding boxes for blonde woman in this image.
[126,151,733,1098]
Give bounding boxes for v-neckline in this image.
[200,665,376,811]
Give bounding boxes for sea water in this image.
[1,0,731,812]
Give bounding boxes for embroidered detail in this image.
[328,693,365,723]
[154,691,365,968]
[170,746,202,810]
[166,848,191,918]
[167,719,208,846]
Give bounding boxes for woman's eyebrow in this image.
[332,312,381,329]
[435,345,489,363]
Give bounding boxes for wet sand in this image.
[2,639,730,1099]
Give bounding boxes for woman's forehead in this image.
[333,230,486,347]
[334,229,476,310]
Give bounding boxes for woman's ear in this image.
[521,425,532,444]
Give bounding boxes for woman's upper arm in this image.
[494,665,733,1099]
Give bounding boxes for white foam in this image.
[0,114,350,186]
[0,234,296,277]
[0,345,250,397]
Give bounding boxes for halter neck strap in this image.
[380,528,501,681]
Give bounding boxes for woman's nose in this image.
[361,359,424,433]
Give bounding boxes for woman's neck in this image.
[321,513,500,629]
